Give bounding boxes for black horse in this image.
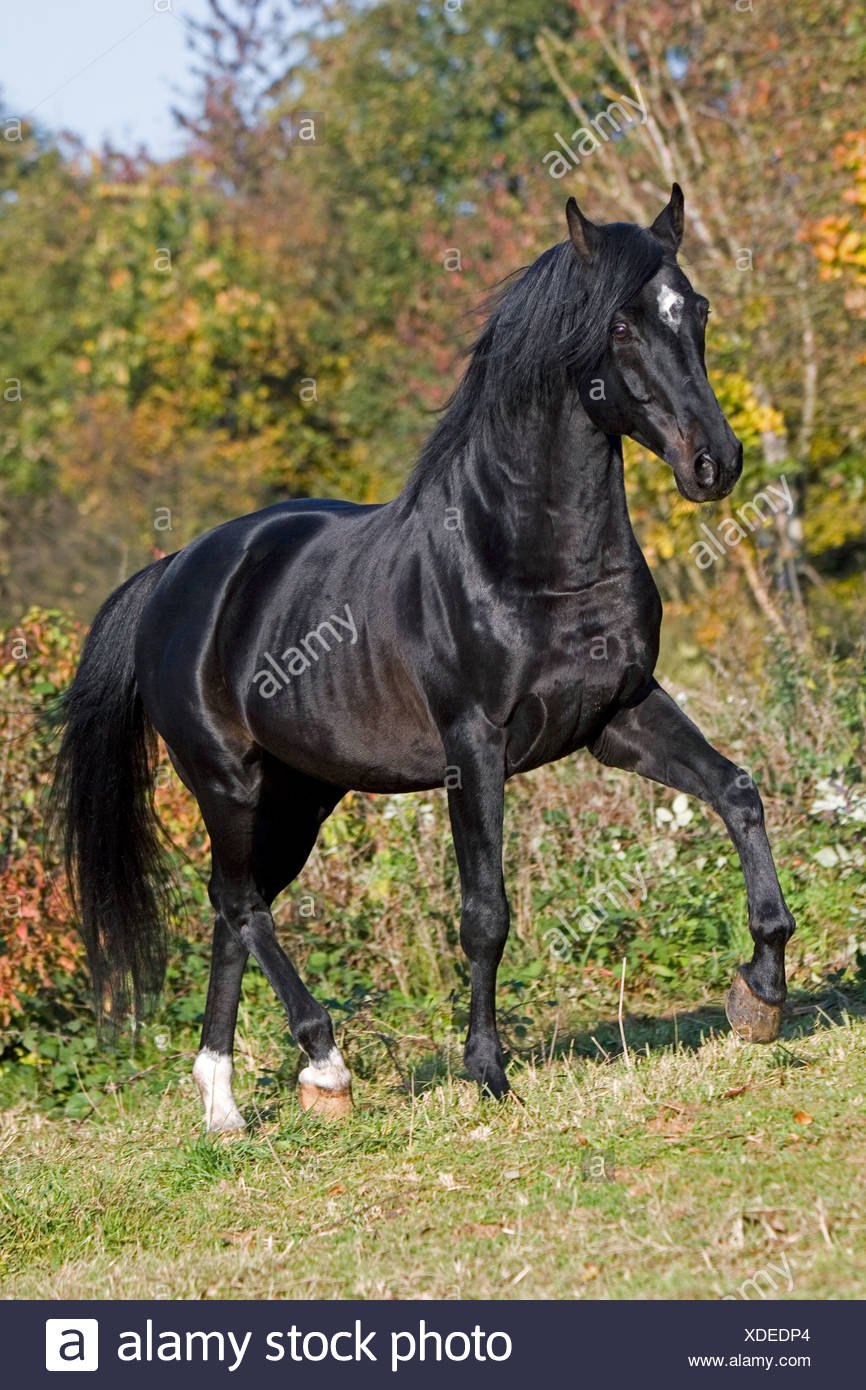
[53,187,795,1129]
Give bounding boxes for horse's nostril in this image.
[693,451,718,489]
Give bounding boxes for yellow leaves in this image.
[215,286,262,314]
[709,370,785,453]
[655,533,677,561]
[838,229,863,259]
[193,257,222,281]
[696,613,726,645]
[803,129,866,302]
[810,215,846,262]
[177,298,201,335]
[801,483,866,554]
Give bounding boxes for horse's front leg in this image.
[444,715,510,1097]
[589,680,795,1041]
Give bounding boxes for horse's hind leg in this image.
[186,746,349,1129]
[193,918,248,1131]
[250,758,350,1118]
[162,747,247,1131]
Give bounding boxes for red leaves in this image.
[0,610,89,1029]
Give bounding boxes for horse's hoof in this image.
[725,971,782,1043]
[211,1119,247,1139]
[298,1049,353,1119]
[469,1068,509,1101]
[298,1080,353,1117]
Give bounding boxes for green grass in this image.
[3,983,866,1300]
[2,642,864,1299]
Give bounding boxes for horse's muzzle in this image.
[677,441,743,502]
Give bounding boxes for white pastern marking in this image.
[298,1046,351,1093]
[193,1048,246,1131]
[657,284,684,332]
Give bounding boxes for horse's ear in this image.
[649,183,685,254]
[566,196,601,264]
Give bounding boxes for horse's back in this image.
[140,495,382,616]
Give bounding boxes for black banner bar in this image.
[3,1299,854,1388]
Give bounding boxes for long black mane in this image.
[408,221,664,492]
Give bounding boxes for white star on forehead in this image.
[657,284,684,332]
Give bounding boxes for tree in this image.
[536,0,866,637]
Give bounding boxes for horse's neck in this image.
[536,403,635,583]
[433,396,636,588]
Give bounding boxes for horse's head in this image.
[569,186,742,503]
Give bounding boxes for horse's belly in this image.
[244,661,445,793]
[258,722,446,793]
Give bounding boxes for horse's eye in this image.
[611,322,631,341]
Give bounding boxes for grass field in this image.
[2,641,864,1300]
[2,977,866,1301]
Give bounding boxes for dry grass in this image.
[3,1004,866,1301]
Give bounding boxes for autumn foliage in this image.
[0,0,864,630]
[0,611,211,1029]
[1,1,865,1043]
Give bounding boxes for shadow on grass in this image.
[402,971,866,1096]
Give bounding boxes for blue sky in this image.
[0,0,219,156]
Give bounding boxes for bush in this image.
[1,607,864,1115]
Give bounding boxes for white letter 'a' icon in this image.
[45,1320,99,1371]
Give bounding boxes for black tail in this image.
[51,555,177,1022]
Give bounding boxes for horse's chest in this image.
[548,570,659,686]
[505,581,661,772]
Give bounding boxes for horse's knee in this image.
[460,892,509,963]
[236,912,275,954]
[717,766,764,834]
[208,871,259,924]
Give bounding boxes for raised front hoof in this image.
[726,971,782,1044]
[298,1080,354,1119]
